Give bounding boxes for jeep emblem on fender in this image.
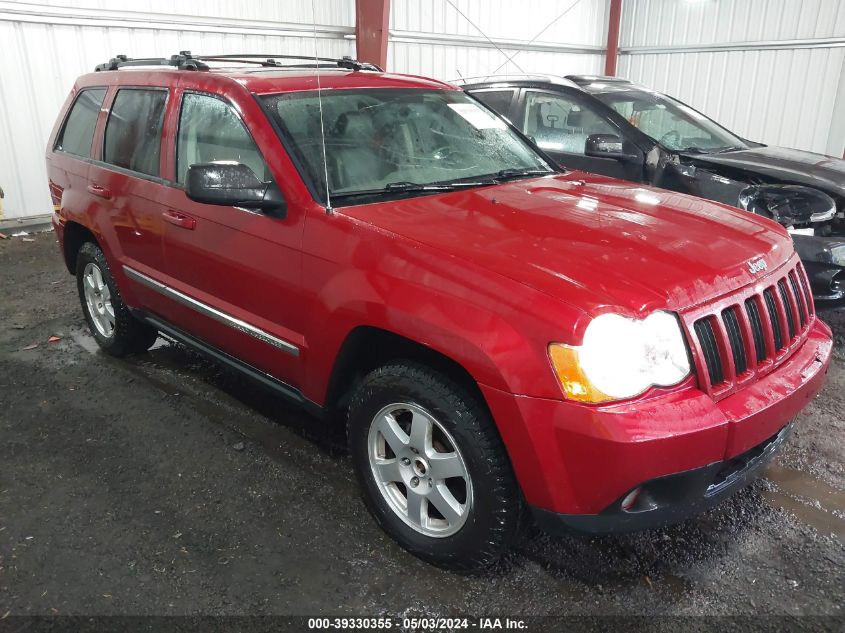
[747,258,768,274]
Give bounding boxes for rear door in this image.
[155,89,305,387]
[48,87,107,230]
[514,88,645,181]
[87,86,172,313]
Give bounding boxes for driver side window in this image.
[176,93,272,185]
[523,90,616,155]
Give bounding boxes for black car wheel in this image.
[76,242,158,356]
[347,362,522,571]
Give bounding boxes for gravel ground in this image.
[0,231,843,621]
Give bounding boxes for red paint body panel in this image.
[482,319,831,514]
[45,68,833,520]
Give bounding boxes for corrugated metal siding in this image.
[619,0,845,157]
[389,44,604,80]
[388,0,607,80]
[0,0,354,220]
[622,0,845,48]
[392,0,607,43]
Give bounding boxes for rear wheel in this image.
[76,242,158,356]
[347,362,521,571]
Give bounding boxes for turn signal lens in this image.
[548,344,614,403]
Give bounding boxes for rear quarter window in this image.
[103,88,168,177]
[55,88,107,158]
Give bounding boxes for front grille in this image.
[788,271,807,328]
[690,262,813,394]
[694,318,723,386]
[763,288,784,351]
[722,307,747,375]
[744,298,766,362]
[777,280,796,339]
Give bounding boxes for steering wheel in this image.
[660,130,681,148]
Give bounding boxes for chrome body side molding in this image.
[123,265,300,357]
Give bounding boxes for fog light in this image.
[621,487,642,512]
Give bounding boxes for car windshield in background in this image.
[592,89,749,153]
[261,89,552,204]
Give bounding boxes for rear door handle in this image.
[87,184,112,200]
[162,209,196,230]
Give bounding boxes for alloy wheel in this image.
[367,402,473,538]
[83,262,115,338]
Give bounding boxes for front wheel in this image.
[347,362,522,571]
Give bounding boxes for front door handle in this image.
[162,209,196,230]
[87,184,112,199]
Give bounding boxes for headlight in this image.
[549,311,691,403]
[830,244,845,267]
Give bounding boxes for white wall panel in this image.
[622,0,845,48]
[389,42,604,81]
[388,0,608,80]
[392,0,607,45]
[0,0,354,220]
[619,0,845,157]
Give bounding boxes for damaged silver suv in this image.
[460,74,845,308]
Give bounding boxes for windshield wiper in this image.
[711,146,745,154]
[678,145,745,155]
[490,168,553,182]
[331,180,495,201]
[383,181,493,192]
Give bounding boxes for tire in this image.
[347,362,522,571]
[75,241,158,356]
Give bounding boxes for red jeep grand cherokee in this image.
[46,53,832,570]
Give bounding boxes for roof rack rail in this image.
[95,52,382,73]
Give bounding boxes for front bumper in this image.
[533,422,792,534]
[792,234,845,309]
[480,318,832,527]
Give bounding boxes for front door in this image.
[156,90,305,387]
[516,88,644,182]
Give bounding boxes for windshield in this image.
[592,89,749,153]
[261,89,552,204]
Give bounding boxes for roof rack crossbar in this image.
[95,51,209,72]
[197,54,382,71]
[95,52,382,73]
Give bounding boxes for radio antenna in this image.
[311,0,333,214]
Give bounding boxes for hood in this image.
[685,145,845,197]
[342,173,795,314]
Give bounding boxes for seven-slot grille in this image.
[690,262,814,395]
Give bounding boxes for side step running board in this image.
[134,310,326,420]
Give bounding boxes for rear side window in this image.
[103,88,168,177]
[176,93,271,185]
[56,89,106,158]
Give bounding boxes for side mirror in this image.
[186,162,286,218]
[584,134,628,160]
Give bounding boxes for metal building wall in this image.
[618,0,845,158]
[0,0,355,220]
[388,0,608,82]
